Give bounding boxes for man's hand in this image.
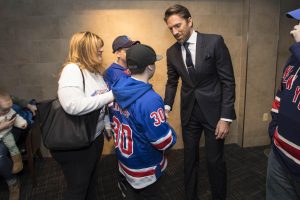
[290,23,300,42]
[215,120,231,139]
[0,117,16,131]
[165,109,170,119]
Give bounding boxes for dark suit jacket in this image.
[164,32,236,127]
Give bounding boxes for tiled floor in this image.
[0,144,269,200]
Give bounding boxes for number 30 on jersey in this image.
[112,116,133,158]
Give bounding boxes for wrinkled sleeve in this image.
[58,64,114,115]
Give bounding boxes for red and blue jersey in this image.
[269,42,300,181]
[111,76,176,189]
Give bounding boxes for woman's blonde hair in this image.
[63,31,104,74]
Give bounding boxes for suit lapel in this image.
[195,32,206,71]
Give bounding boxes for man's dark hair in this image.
[164,4,192,22]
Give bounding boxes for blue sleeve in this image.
[105,68,129,89]
[142,95,176,151]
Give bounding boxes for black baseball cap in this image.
[126,44,163,69]
[286,8,300,20]
[112,35,140,53]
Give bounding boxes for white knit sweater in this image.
[58,63,113,137]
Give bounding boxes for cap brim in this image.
[286,8,300,20]
[113,40,141,53]
[156,54,163,61]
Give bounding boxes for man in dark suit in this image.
[163,4,236,200]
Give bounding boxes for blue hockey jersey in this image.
[269,42,300,181]
[111,76,177,189]
[104,62,130,89]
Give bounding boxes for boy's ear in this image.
[147,65,154,71]
[115,50,121,58]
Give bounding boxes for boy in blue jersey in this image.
[104,36,140,195]
[267,8,300,200]
[111,44,177,199]
[104,35,140,89]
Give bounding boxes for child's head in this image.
[126,44,162,78]
[0,90,12,115]
[112,35,140,67]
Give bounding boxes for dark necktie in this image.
[183,42,197,83]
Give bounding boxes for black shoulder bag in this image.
[37,70,100,150]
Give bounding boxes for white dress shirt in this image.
[181,30,197,70]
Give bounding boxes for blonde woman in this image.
[51,31,114,200]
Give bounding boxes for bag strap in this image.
[79,69,86,93]
[79,68,106,112]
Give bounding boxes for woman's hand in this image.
[26,104,37,116]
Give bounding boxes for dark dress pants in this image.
[51,134,104,200]
[182,102,226,200]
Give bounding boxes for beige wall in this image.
[242,0,280,147]
[0,0,299,154]
[241,0,300,147]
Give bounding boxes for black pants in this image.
[182,103,226,200]
[51,134,104,200]
[121,175,165,200]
